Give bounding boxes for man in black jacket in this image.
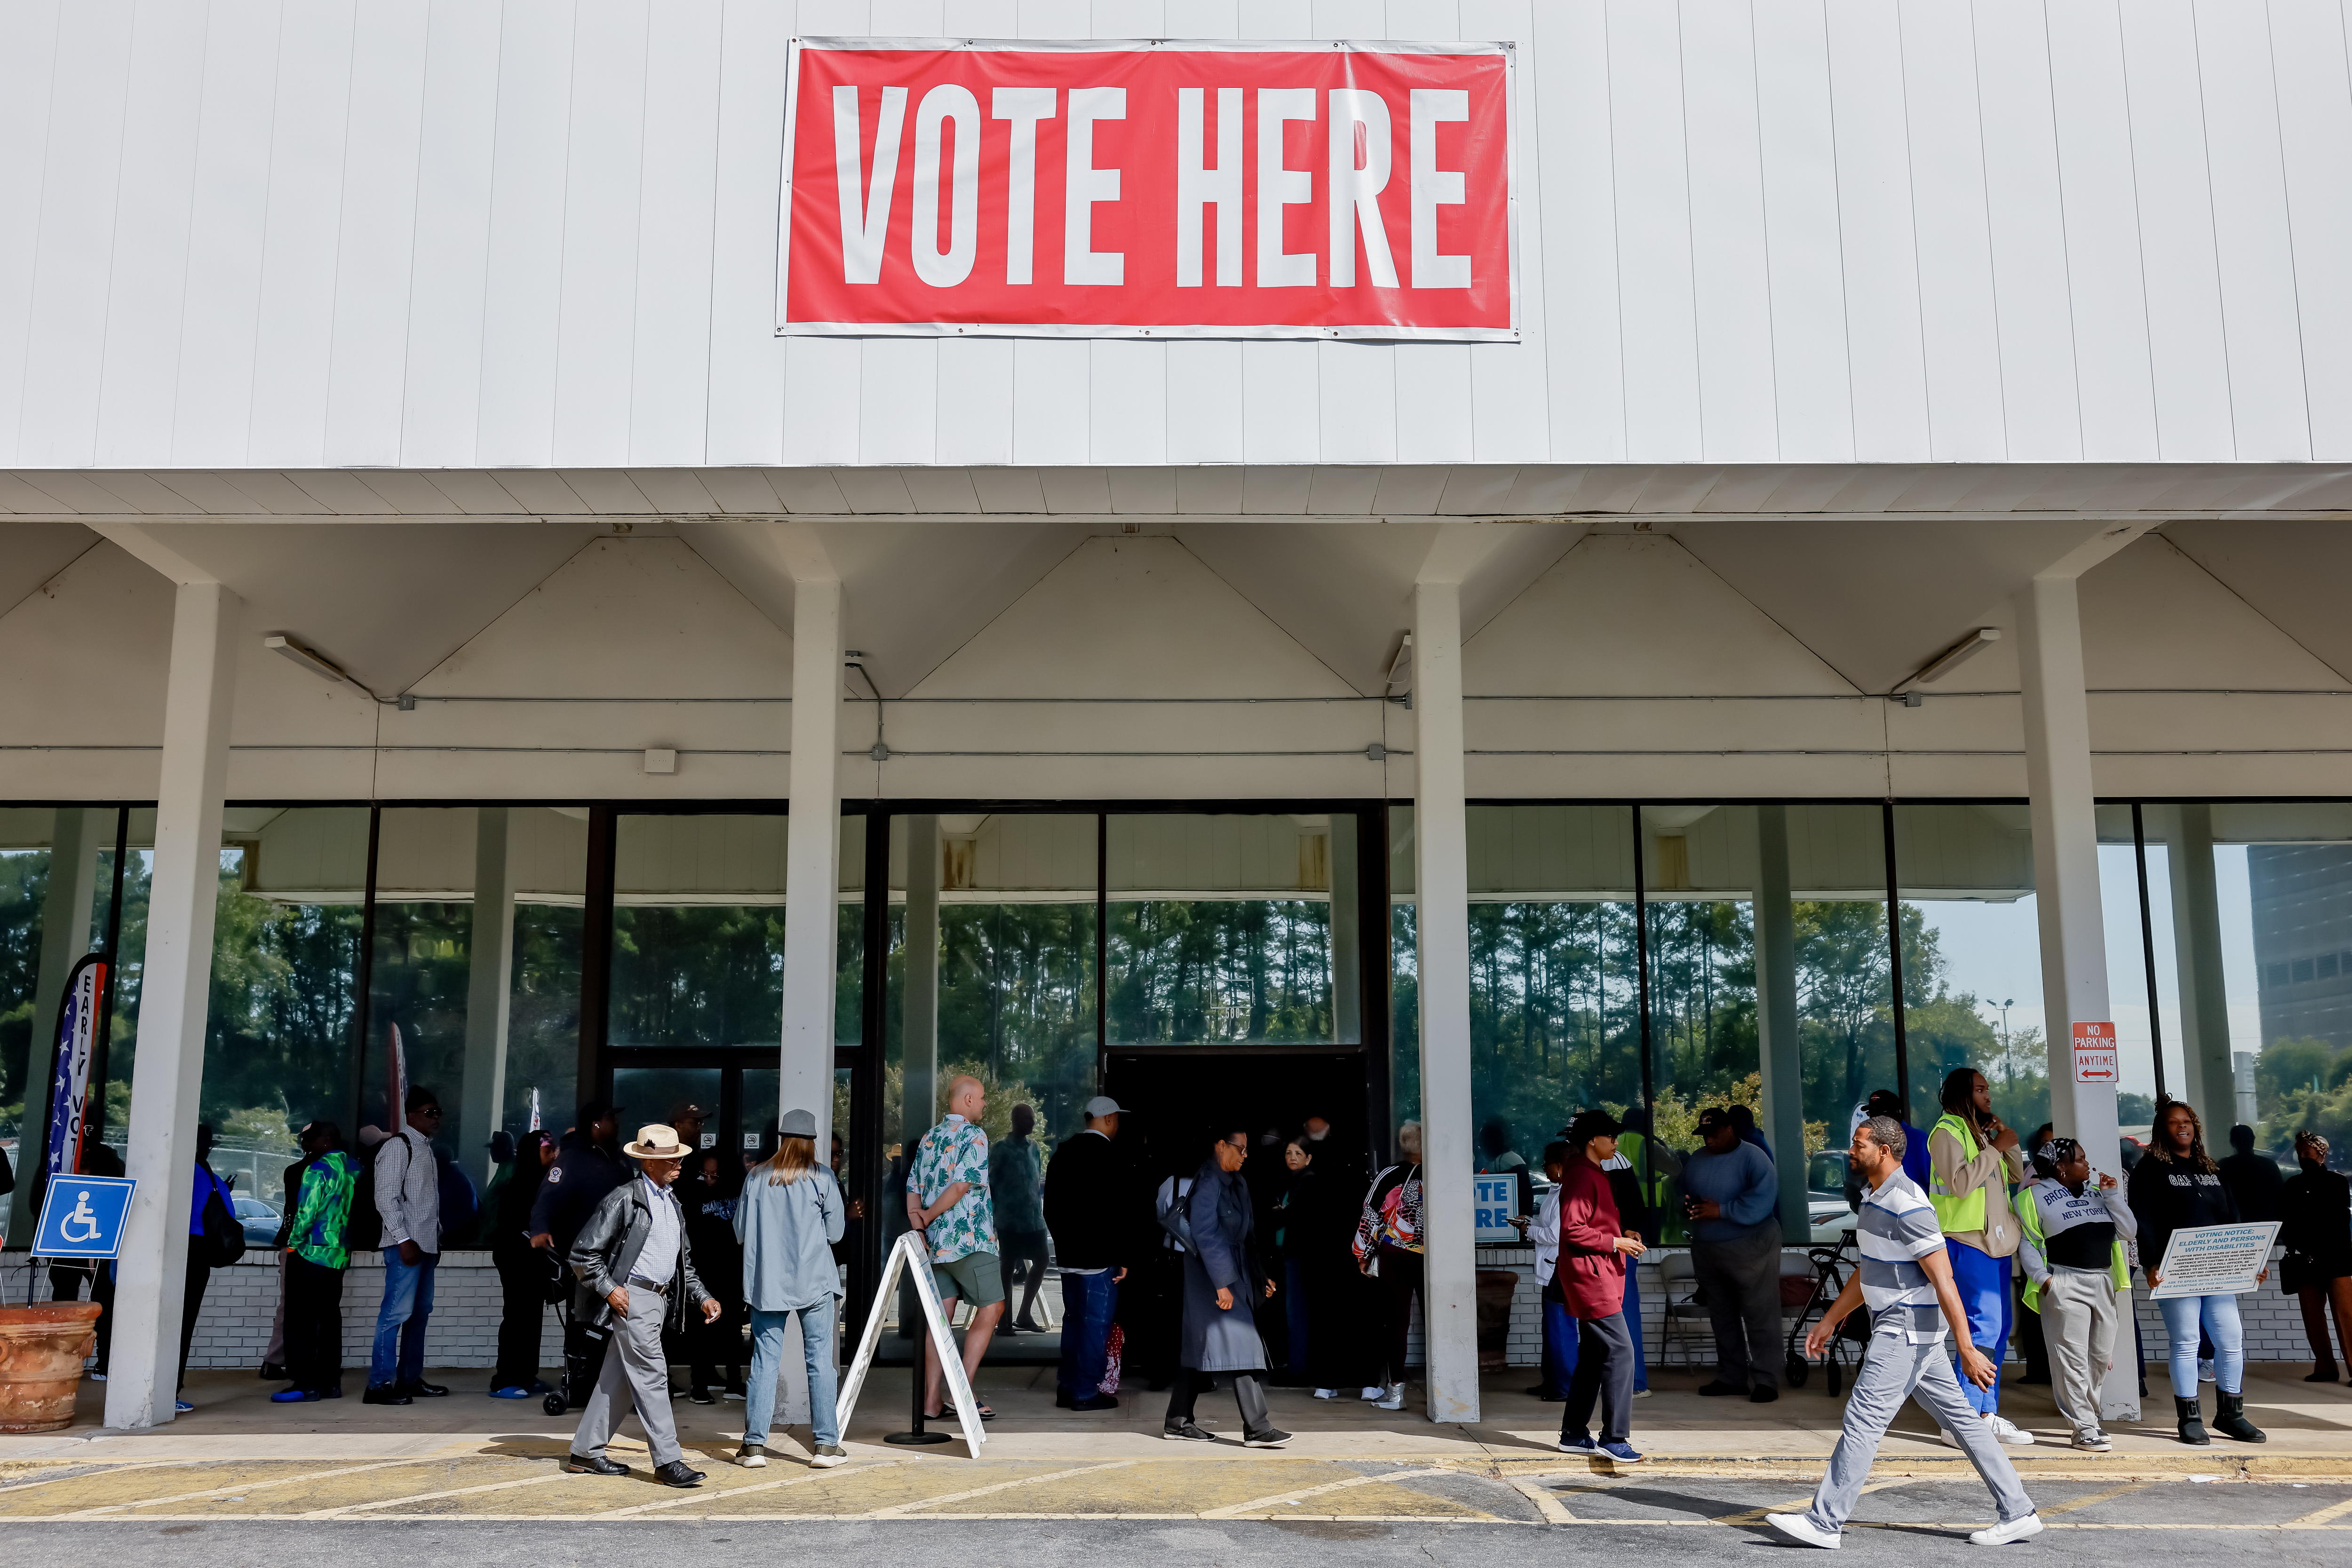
[1043,1095,1128,1411]
[531,1101,626,1255]
[563,1123,719,1488]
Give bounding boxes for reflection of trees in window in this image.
[1895,903,2042,1133]
[1109,900,1332,1045]
[1463,902,1642,1154]
[610,904,786,1047]
[504,903,581,1135]
[938,902,1095,1135]
[206,849,361,1144]
[1645,900,1758,1104]
[0,849,48,1124]
[1795,900,1895,1131]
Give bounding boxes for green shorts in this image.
[933,1251,1004,1308]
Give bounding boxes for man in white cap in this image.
[1043,1095,1128,1410]
[563,1123,722,1488]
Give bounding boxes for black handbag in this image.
[2280,1251,2317,1296]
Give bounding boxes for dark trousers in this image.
[1377,1246,1424,1386]
[178,1255,212,1392]
[284,1256,346,1394]
[2016,1274,2051,1383]
[690,1298,744,1393]
[1166,1367,1272,1436]
[1692,1230,1782,1391]
[493,1251,546,1390]
[49,1262,113,1375]
[1057,1270,1120,1398]
[1564,1310,1636,1447]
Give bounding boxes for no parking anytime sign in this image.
[2072,1021,2119,1084]
[777,39,1517,340]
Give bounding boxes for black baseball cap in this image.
[1695,1107,1734,1135]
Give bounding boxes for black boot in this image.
[2212,1390,2267,1443]
[2174,1394,2209,1445]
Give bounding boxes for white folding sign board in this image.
[836,1230,987,1455]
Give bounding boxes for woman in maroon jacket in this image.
[1554,1108,1649,1463]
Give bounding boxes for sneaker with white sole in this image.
[1242,1428,1293,1449]
[1359,1385,1384,1401]
[1312,1388,1339,1400]
[1985,1414,2035,1446]
[808,1445,848,1468]
[2070,1427,2112,1452]
[1598,1441,1645,1464]
[1557,1433,1597,1454]
[1767,1513,1843,1549]
[733,1443,767,1468]
[1968,1513,2045,1546]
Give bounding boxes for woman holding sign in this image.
[2128,1099,2267,1445]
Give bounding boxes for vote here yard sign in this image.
[779,40,1516,340]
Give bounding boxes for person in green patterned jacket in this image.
[273,1122,360,1404]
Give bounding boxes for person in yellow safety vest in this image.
[2017,1135,2137,1452]
[1926,1068,2032,1447]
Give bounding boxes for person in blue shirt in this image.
[1677,1107,1785,1402]
[1849,1091,1931,1193]
[179,1123,238,1414]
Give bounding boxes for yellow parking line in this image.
[2284,1495,2352,1527]
[866,1461,1144,1518]
[599,1460,909,1518]
[311,1470,569,1517]
[2040,1481,2149,1516]
[1508,1477,1579,1523]
[1202,1466,1446,1520]
[1715,1477,1910,1524]
[60,1460,428,1518]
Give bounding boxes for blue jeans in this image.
[1542,1298,1580,1397]
[369,1249,436,1388]
[1624,1264,1648,1392]
[1058,1270,1120,1398]
[1283,1259,1311,1374]
[2158,1291,2244,1397]
[745,1299,841,1449]
[1944,1241,2010,1416]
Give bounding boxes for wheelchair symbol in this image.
[58,1190,101,1245]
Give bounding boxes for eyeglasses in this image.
[416,1106,444,1119]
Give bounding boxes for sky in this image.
[1910,843,2262,1116]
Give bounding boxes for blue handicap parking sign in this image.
[34,1175,135,1259]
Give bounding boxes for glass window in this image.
[0,809,65,1172]
[1391,806,1418,1127]
[609,813,790,1050]
[1891,803,2047,1136]
[1783,805,1899,1155]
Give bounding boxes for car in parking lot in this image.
[234,1195,282,1248]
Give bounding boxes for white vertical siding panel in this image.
[551,0,651,465]
[1897,0,2004,460]
[1096,0,1164,37]
[781,2,868,466]
[2270,0,2352,457]
[16,1,133,467]
[1751,0,1852,462]
[629,0,723,464]
[1008,0,1088,463]
[245,0,358,467]
[1680,0,1777,462]
[858,3,943,465]
[1233,0,1319,464]
[1462,0,1548,460]
[946,0,1018,32]
[0,1,62,466]
[1161,0,1243,462]
[476,0,575,466]
[1313,0,1396,464]
[92,0,210,467]
[1823,0,1930,460]
[1971,0,2082,462]
[169,0,281,468]
[2193,0,2311,460]
[1092,341,1169,464]
[397,0,503,468]
[930,0,1017,464]
[322,0,431,467]
[1536,0,1623,461]
[1607,0,1699,461]
[2044,0,2156,460]
[705,0,791,465]
[1389,0,1473,465]
[2118,0,2234,459]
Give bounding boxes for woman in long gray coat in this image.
[1163,1128,1293,1447]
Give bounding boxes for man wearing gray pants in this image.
[1769,1117,2043,1550]
[563,1124,722,1489]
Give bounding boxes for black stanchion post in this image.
[886,1251,949,1446]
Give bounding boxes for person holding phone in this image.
[2018,1136,2137,1450]
[1927,1069,2033,1447]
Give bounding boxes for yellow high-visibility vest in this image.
[1928,1112,1988,1235]
[2016,1182,2130,1312]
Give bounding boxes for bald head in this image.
[948,1075,986,1119]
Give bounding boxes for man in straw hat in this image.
[563,1122,723,1488]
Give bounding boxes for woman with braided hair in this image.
[2017,1134,2136,1450]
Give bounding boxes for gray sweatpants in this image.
[2039,1269,2117,1436]
[571,1286,682,1468]
[1804,1321,2034,1535]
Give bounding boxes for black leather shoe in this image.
[1696,1380,1746,1397]
[361,1385,412,1406]
[399,1380,450,1398]
[1749,1386,1779,1404]
[655,1460,705,1488]
[1067,1394,1119,1411]
[563,1453,630,1476]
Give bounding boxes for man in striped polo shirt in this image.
[1768,1117,2043,1549]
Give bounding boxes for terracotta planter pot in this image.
[0,1304,100,1433]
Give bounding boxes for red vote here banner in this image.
[778,40,1517,340]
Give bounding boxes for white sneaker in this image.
[2071,1427,2112,1452]
[2199,1358,2216,1384]
[1376,1383,1406,1411]
[1312,1388,1339,1400]
[1632,1388,1652,1398]
[1986,1414,2035,1447]
[1767,1513,1843,1549]
[1359,1385,1385,1401]
[1969,1514,2045,1546]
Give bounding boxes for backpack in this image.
[198,1182,246,1268]
[1155,1176,1194,1251]
[347,1135,411,1254]
[436,1151,478,1244]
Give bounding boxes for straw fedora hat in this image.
[623,1123,691,1160]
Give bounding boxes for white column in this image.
[901,814,941,1139]
[2014,572,2136,1424]
[1410,577,1478,1423]
[1753,805,1810,1242]
[107,581,239,1430]
[12,808,104,1247]
[2164,804,2236,1118]
[459,807,517,1184]
[780,574,844,1155]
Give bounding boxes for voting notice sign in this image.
[1473,1174,1521,1244]
[33,1174,134,1260]
[2148,1220,2280,1300]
